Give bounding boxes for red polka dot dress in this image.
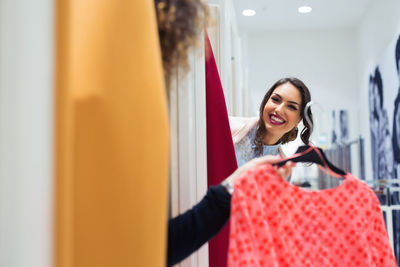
[228,164,397,267]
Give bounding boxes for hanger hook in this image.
[304,101,314,137]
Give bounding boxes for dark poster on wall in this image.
[368,34,400,264]
[331,109,349,145]
[369,34,400,180]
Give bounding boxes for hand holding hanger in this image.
[222,155,296,194]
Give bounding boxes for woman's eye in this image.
[288,105,298,111]
[271,97,279,102]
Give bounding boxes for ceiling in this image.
[233,0,373,32]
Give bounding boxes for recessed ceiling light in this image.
[242,9,256,16]
[298,6,312,14]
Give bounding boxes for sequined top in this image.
[234,126,281,167]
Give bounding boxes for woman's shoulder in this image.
[229,116,258,144]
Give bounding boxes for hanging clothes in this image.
[318,144,352,190]
[228,164,396,267]
[54,1,169,266]
[205,32,238,267]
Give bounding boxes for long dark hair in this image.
[254,77,313,155]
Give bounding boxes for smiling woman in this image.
[231,77,313,167]
[261,82,303,145]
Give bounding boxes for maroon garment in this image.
[205,33,238,267]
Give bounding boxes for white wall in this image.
[247,29,359,114]
[246,29,360,156]
[243,1,400,180]
[211,0,234,114]
[0,1,54,267]
[356,0,400,180]
[169,41,209,267]
[207,0,247,116]
[245,29,363,177]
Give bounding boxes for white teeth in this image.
[271,115,284,123]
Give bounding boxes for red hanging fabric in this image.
[205,31,238,267]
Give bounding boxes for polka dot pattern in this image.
[228,164,397,267]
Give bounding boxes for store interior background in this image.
[0,0,400,267]
[207,0,400,184]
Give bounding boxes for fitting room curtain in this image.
[54,1,169,266]
[205,31,238,267]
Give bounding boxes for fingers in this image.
[273,161,295,179]
[251,155,282,165]
[246,157,296,179]
[224,156,295,185]
[242,155,295,173]
[229,156,282,182]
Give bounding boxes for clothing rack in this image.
[338,135,365,177]
[365,178,400,263]
[364,179,400,204]
[317,136,364,189]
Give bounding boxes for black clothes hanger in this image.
[273,144,346,176]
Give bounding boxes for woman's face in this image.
[262,82,302,140]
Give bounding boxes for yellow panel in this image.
[54,1,169,266]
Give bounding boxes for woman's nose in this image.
[275,103,284,113]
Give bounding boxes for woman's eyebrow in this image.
[274,93,300,106]
[288,101,300,106]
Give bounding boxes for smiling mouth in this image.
[269,114,285,125]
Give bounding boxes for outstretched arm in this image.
[167,155,295,266]
[167,185,230,266]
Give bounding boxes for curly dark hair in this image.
[154,0,208,78]
[254,77,313,155]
